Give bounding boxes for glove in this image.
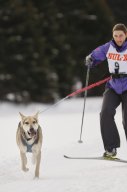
[85,54,93,68]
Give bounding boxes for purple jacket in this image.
[91,40,127,94]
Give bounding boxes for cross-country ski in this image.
[64,155,127,163]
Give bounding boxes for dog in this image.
[16,112,42,178]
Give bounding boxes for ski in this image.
[64,155,127,163]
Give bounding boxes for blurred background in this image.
[0,0,126,103]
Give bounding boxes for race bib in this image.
[106,44,127,73]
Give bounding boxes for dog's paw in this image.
[22,167,29,172]
[34,176,39,180]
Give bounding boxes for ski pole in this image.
[39,76,111,114]
[78,67,90,143]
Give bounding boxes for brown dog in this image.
[16,112,42,178]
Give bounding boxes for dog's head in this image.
[19,112,39,138]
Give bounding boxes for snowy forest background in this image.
[0,0,127,104]
[1,1,127,191]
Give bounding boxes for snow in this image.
[1,97,127,192]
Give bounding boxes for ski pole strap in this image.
[68,76,111,97]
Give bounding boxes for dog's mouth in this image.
[28,129,37,137]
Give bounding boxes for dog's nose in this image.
[30,127,34,132]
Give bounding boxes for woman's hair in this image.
[112,23,127,34]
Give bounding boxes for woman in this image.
[85,23,127,158]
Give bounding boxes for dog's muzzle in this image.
[28,127,37,137]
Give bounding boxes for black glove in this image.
[85,54,93,68]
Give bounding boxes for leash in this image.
[39,76,111,114]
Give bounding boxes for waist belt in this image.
[111,74,127,78]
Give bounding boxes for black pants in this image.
[100,88,127,151]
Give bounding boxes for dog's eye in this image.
[33,121,36,124]
[25,122,29,125]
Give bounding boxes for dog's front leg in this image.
[20,151,29,172]
[34,151,41,178]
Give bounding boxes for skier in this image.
[85,23,127,159]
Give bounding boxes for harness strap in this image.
[21,136,34,152]
[111,73,127,78]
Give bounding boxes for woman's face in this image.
[113,30,127,46]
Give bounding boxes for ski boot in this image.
[103,148,117,160]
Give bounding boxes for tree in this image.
[0,0,58,102]
[107,0,127,25]
[0,0,114,103]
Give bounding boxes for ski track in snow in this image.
[0,98,127,192]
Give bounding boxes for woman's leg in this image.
[100,88,121,151]
[122,91,127,140]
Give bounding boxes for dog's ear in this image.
[19,112,26,120]
[34,111,39,119]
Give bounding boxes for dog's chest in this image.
[26,143,33,152]
[21,137,36,153]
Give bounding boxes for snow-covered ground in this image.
[1,97,127,192]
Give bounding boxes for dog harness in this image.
[19,122,39,153]
[21,136,37,152]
